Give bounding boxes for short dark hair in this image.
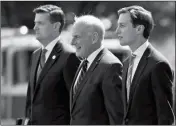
[118,5,154,39]
[33,4,65,33]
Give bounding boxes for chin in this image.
[120,40,128,46]
[76,53,81,58]
[35,36,40,40]
[119,41,125,46]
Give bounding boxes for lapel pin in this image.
[52,55,56,59]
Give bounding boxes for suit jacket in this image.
[70,48,124,125]
[25,41,80,125]
[122,43,175,125]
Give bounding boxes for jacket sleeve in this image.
[63,53,80,91]
[151,61,175,125]
[25,51,35,118]
[101,63,124,124]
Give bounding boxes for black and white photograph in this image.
[1,1,175,125]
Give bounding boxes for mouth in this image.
[76,46,81,51]
[35,31,40,34]
[73,44,81,51]
[118,36,123,40]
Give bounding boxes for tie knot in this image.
[42,48,47,55]
[83,59,88,64]
[82,59,88,70]
[131,53,136,58]
[131,53,136,59]
[129,53,136,65]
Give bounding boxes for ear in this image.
[92,32,99,44]
[136,25,144,35]
[53,22,61,31]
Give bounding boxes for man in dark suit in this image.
[70,15,124,125]
[25,5,80,125]
[116,5,175,125]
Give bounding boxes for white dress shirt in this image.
[42,36,61,63]
[131,40,149,81]
[87,45,104,70]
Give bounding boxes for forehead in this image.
[117,12,132,24]
[72,22,89,35]
[34,13,50,22]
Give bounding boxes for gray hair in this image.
[74,15,105,41]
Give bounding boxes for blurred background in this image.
[1,1,175,125]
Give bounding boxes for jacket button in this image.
[125,118,129,123]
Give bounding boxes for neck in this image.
[40,33,59,47]
[130,37,147,52]
[86,43,101,58]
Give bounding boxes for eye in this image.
[117,23,125,29]
[73,35,80,40]
[120,24,125,28]
[35,21,44,25]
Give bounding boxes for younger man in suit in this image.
[116,5,175,125]
[25,4,80,125]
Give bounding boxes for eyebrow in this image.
[117,22,127,27]
[118,22,126,25]
[73,34,81,38]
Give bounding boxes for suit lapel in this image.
[33,42,62,101]
[71,48,106,112]
[37,42,62,84]
[70,60,85,110]
[125,44,152,116]
[30,48,41,97]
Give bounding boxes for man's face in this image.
[34,13,54,42]
[116,12,138,46]
[71,22,93,59]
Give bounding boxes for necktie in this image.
[126,54,136,102]
[36,49,47,82]
[40,49,47,69]
[73,59,88,96]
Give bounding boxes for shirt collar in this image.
[133,40,149,57]
[42,36,60,51]
[87,45,104,64]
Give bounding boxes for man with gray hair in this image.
[70,15,124,124]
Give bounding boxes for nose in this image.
[115,26,121,35]
[33,24,38,31]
